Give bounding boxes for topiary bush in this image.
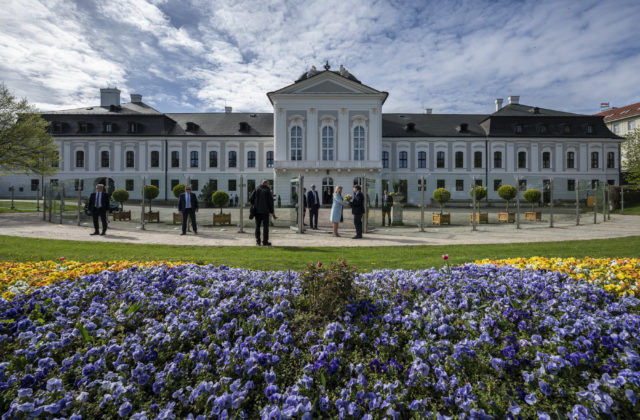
[211,191,229,214]
[498,184,517,212]
[111,189,129,211]
[469,185,487,214]
[523,189,542,211]
[172,183,185,199]
[433,188,451,215]
[144,185,160,212]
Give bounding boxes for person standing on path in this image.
[250,179,276,246]
[381,189,393,226]
[330,185,349,237]
[350,185,365,239]
[306,184,320,229]
[88,184,110,236]
[178,185,198,235]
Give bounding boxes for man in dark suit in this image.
[250,179,276,246]
[178,185,198,235]
[351,185,365,239]
[381,189,393,226]
[88,184,110,236]
[306,184,320,229]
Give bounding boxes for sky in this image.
[1,0,639,115]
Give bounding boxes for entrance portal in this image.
[322,177,333,204]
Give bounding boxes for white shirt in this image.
[185,193,191,208]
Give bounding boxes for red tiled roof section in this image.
[594,101,640,122]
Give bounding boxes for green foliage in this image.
[0,83,58,176]
[198,181,217,208]
[144,185,160,212]
[111,189,129,210]
[469,186,487,213]
[172,184,185,199]
[623,128,640,185]
[211,191,229,214]
[433,188,450,215]
[297,260,357,322]
[523,189,541,210]
[498,185,517,212]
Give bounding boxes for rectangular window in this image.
[190,151,199,168]
[494,179,502,191]
[515,124,523,134]
[519,179,527,191]
[209,179,218,191]
[567,179,575,192]
[382,151,389,168]
[75,151,84,168]
[171,179,179,189]
[248,179,256,194]
[74,179,84,191]
[126,151,135,168]
[150,179,159,188]
[591,179,599,189]
[542,151,551,169]
[228,151,237,168]
[586,125,594,134]
[126,179,134,191]
[607,152,615,169]
[629,121,636,131]
[128,122,138,133]
[456,179,464,191]
[455,151,464,168]
[399,151,408,168]
[591,151,599,169]
[567,151,575,169]
[493,151,502,169]
[437,179,445,189]
[608,179,615,185]
[171,151,180,168]
[228,180,237,191]
[101,150,110,168]
[417,178,425,191]
[103,122,112,133]
[150,151,160,168]
[192,180,199,191]
[78,122,89,133]
[31,179,39,191]
[518,151,526,169]
[209,151,218,168]
[418,151,426,168]
[437,151,445,168]
[475,179,482,187]
[474,151,482,168]
[266,151,274,168]
[247,151,256,168]
[613,123,619,134]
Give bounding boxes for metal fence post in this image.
[363,176,368,234]
[575,180,580,226]
[238,175,244,233]
[516,177,521,230]
[59,183,64,224]
[48,183,52,222]
[10,186,15,210]
[621,186,625,214]
[549,179,554,228]
[607,184,611,221]
[593,183,597,224]
[42,184,47,221]
[140,177,146,230]
[420,176,425,232]
[472,177,477,232]
[298,175,304,234]
[602,182,606,222]
[36,184,40,212]
[77,179,82,226]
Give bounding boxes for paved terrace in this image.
[1,205,638,246]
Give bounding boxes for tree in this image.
[172,184,185,199]
[144,185,160,212]
[498,185,517,212]
[469,185,487,214]
[523,189,541,211]
[211,191,229,214]
[0,83,58,176]
[432,188,450,215]
[111,189,129,211]
[623,128,640,185]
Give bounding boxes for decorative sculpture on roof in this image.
[306,66,318,78]
[324,61,331,70]
[339,65,350,78]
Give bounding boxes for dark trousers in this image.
[92,209,107,233]
[255,214,269,244]
[309,207,318,229]
[181,208,197,233]
[354,213,363,237]
[382,210,391,226]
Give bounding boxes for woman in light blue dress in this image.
[330,185,348,237]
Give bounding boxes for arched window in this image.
[126,151,135,168]
[150,151,160,168]
[494,151,502,168]
[75,151,84,168]
[266,151,274,168]
[418,151,426,168]
[321,126,334,161]
[171,151,180,168]
[353,126,365,161]
[518,151,527,169]
[209,151,218,168]
[436,151,445,168]
[542,151,551,169]
[190,151,199,168]
[101,150,110,168]
[228,151,237,168]
[474,151,482,168]
[399,151,408,168]
[566,151,575,169]
[322,177,333,204]
[290,126,302,161]
[247,151,256,168]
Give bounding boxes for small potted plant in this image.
[497,184,517,223]
[111,189,131,221]
[172,184,186,225]
[144,184,160,222]
[469,185,488,223]
[523,189,542,221]
[212,191,231,225]
[432,188,451,225]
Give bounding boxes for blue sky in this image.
[1,0,639,115]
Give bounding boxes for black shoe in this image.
[256,241,261,246]
[90,232,99,235]
[100,232,106,236]
[263,242,272,246]
[194,231,198,235]
[181,232,186,235]
[351,235,362,239]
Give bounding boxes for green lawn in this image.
[612,204,640,215]
[0,201,41,213]
[1,235,639,271]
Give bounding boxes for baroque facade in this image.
[1,65,623,204]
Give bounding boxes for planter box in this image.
[524,211,542,221]
[432,213,450,225]
[173,212,182,224]
[587,196,596,208]
[469,212,488,223]
[497,212,515,223]
[144,211,160,223]
[213,213,231,226]
[391,204,403,226]
[112,210,131,221]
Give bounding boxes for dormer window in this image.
[78,122,90,133]
[404,122,416,132]
[459,123,468,132]
[51,121,63,134]
[239,122,250,132]
[538,124,547,134]
[128,122,139,133]
[103,122,113,133]
[109,104,120,112]
[563,124,571,134]
[586,124,594,134]
[515,124,523,134]
[186,122,199,132]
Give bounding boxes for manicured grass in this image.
[1,234,639,271]
[0,201,40,213]
[612,204,640,215]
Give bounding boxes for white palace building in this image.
[1,64,623,205]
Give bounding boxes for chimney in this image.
[224,106,232,114]
[508,95,520,105]
[424,108,433,114]
[100,87,121,107]
[495,98,503,111]
[130,94,142,103]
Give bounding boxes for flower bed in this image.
[475,257,640,297]
[1,263,639,418]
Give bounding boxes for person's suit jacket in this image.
[351,190,365,215]
[303,193,307,208]
[382,193,394,211]
[306,189,320,209]
[88,191,110,213]
[178,192,199,212]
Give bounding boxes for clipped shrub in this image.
[111,189,129,211]
[172,183,185,199]
[198,181,217,208]
[523,189,542,211]
[144,185,160,212]
[297,260,357,322]
[433,188,451,215]
[212,191,229,214]
[469,185,487,213]
[498,185,517,212]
